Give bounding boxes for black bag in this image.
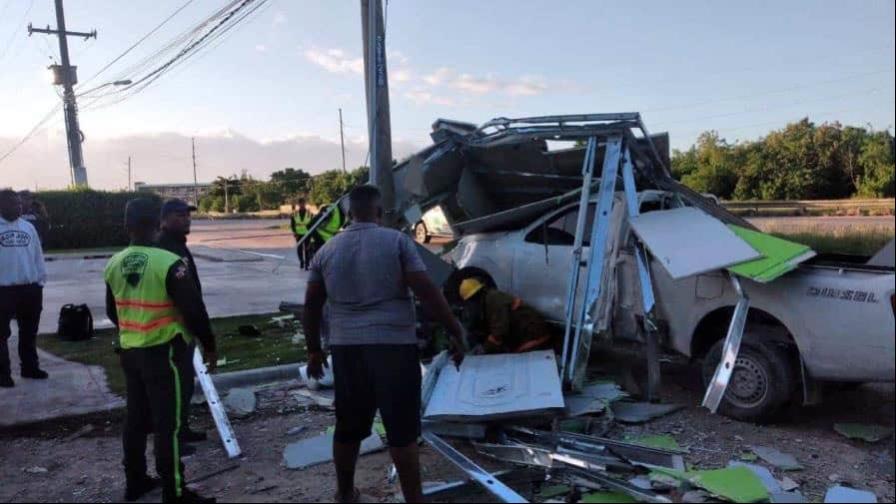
[57,304,94,341]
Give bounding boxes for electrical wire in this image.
[0,0,35,61]
[0,102,64,165]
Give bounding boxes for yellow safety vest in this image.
[317,204,344,242]
[104,246,188,349]
[292,210,312,235]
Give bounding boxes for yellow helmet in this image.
[459,278,486,301]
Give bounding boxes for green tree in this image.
[270,168,311,199]
[857,131,895,197]
[677,132,740,199]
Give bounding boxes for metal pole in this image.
[224,181,229,214]
[127,156,131,191]
[339,108,347,174]
[192,137,199,205]
[53,0,87,187]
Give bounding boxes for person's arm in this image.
[303,251,328,378]
[165,262,217,369]
[105,283,119,327]
[32,227,47,286]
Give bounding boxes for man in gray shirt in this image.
[304,185,465,503]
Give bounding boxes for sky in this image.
[0,0,893,190]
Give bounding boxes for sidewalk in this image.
[0,328,124,428]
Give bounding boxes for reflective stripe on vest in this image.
[104,246,188,349]
[292,211,312,235]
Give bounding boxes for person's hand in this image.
[204,350,218,373]
[307,350,329,380]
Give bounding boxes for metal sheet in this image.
[702,276,750,413]
[423,350,564,421]
[563,467,673,504]
[422,431,528,503]
[193,348,241,458]
[629,207,761,280]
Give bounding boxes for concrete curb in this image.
[205,362,301,393]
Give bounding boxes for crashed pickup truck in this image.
[386,114,896,422]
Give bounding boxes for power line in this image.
[0,0,35,61]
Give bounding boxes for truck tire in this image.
[702,335,794,422]
[415,222,431,243]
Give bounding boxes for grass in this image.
[751,220,895,256]
[39,313,306,396]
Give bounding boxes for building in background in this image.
[134,182,212,204]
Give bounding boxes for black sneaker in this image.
[21,368,49,380]
[179,428,207,443]
[125,475,160,502]
[166,488,216,503]
[0,375,13,388]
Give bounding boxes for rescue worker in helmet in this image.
[458,278,553,354]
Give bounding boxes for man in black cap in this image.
[156,199,212,447]
[105,198,217,503]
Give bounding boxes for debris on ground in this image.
[293,388,334,409]
[223,387,257,418]
[61,424,94,442]
[23,466,48,474]
[611,402,686,424]
[750,445,804,471]
[824,485,878,503]
[283,431,385,470]
[833,423,893,443]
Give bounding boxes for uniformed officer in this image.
[458,278,553,354]
[104,198,217,503]
[289,198,314,270]
[313,200,345,245]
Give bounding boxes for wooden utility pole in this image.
[192,137,199,205]
[339,108,347,174]
[361,0,395,221]
[127,156,132,191]
[28,0,96,187]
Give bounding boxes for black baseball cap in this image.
[161,198,198,217]
[125,198,161,228]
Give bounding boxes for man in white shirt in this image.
[0,189,48,388]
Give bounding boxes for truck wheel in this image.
[702,335,794,422]
[415,222,431,243]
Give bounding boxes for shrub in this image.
[35,189,161,250]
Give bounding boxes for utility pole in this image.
[338,108,347,174]
[28,0,97,187]
[192,137,199,205]
[127,156,132,191]
[361,0,395,222]
[223,180,230,214]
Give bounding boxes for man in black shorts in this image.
[304,185,465,503]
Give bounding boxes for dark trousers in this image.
[0,284,43,378]
[295,236,311,269]
[178,341,197,432]
[120,336,188,501]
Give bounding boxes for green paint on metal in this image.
[688,466,769,503]
[625,434,681,451]
[727,225,814,283]
[538,484,571,500]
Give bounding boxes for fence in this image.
[722,198,894,216]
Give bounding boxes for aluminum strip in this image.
[422,431,528,503]
[193,348,241,458]
[702,275,751,413]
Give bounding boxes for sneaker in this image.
[179,428,207,443]
[166,488,216,503]
[0,375,13,388]
[21,368,49,380]
[124,475,160,502]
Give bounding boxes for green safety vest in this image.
[316,204,344,242]
[104,246,188,349]
[292,210,312,235]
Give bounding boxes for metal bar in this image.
[193,348,241,458]
[273,194,348,273]
[702,275,751,413]
[567,134,622,387]
[560,136,596,382]
[563,468,672,504]
[478,113,641,130]
[422,431,528,503]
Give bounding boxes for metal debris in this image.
[833,423,893,443]
[824,485,878,503]
[727,461,783,493]
[223,387,257,418]
[611,402,685,424]
[283,432,384,470]
[750,445,803,471]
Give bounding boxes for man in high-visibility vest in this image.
[289,198,314,270]
[458,278,553,354]
[312,200,345,245]
[104,198,217,504]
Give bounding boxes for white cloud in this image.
[273,12,287,25]
[423,67,454,86]
[392,68,413,83]
[504,76,549,96]
[303,47,364,75]
[404,89,455,106]
[255,44,267,52]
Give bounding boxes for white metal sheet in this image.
[629,207,761,280]
[423,350,565,421]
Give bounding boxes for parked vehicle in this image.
[447,190,896,421]
[414,205,454,243]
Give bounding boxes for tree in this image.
[676,132,740,199]
[270,168,311,199]
[857,131,895,197]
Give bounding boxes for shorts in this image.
[331,344,421,447]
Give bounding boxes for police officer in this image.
[156,199,212,450]
[312,200,345,246]
[104,198,216,503]
[289,198,314,270]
